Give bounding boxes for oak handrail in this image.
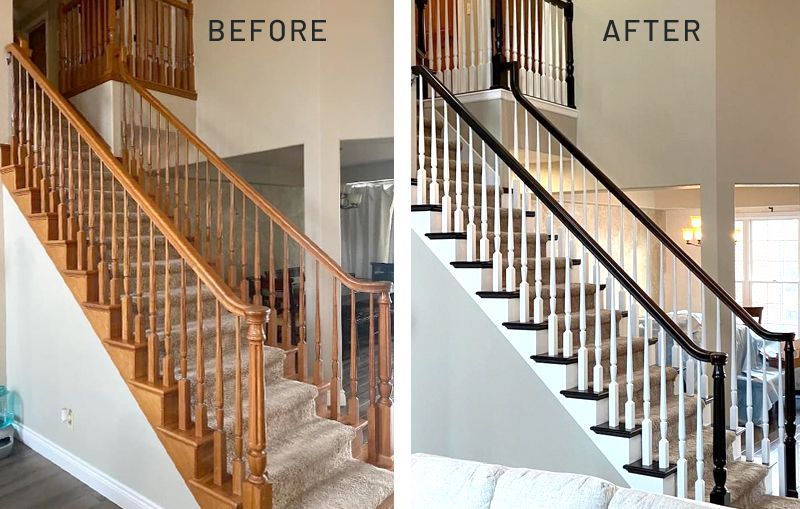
[504,62,795,344]
[117,62,393,295]
[7,41,256,320]
[414,63,724,366]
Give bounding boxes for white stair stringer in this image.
[412,208,678,496]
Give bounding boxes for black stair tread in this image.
[411,204,442,212]
[624,460,677,478]
[503,309,629,330]
[590,422,643,438]
[451,260,492,269]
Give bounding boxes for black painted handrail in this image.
[506,62,794,344]
[413,64,723,367]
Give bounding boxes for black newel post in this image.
[786,340,798,498]
[710,355,731,506]
[415,0,429,66]
[491,0,508,89]
[564,0,576,108]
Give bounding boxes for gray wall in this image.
[411,233,626,485]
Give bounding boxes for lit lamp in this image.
[733,227,743,244]
[682,216,702,246]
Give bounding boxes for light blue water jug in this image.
[0,386,13,428]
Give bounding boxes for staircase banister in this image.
[6,42,260,321]
[503,61,795,344]
[544,0,569,8]
[116,64,393,295]
[414,63,721,365]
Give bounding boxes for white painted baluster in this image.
[452,0,462,92]
[429,91,439,204]
[642,231,652,465]
[672,257,681,370]
[427,1,435,71]
[677,341,688,498]
[606,190,613,310]
[532,0,540,98]
[506,175,516,291]
[560,7,568,105]
[493,153,502,290]
[730,311,739,431]
[518,0,528,93]
[519,114,531,322]
[466,128,476,261]
[609,277,619,427]
[686,272,696,396]
[778,349,786,496]
[480,142,489,260]
[658,245,670,469]
[533,122,544,322]
[745,327,754,461]
[593,179,603,393]
[547,2,555,102]
[416,78,427,205]
[504,0,511,61]
[468,0,477,90]
[700,291,709,398]
[511,0,518,63]
[761,340,770,466]
[553,6,561,105]
[577,164,588,391]
[442,103,451,232]
[695,357,705,501]
[618,207,626,311]
[547,134,559,355]
[454,119,464,231]
[482,0,492,89]
[624,220,636,430]
[443,0,451,88]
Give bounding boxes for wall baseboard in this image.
[14,424,163,509]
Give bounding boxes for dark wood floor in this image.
[0,442,118,509]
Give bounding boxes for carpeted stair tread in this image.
[704,459,768,508]
[753,494,800,508]
[282,459,394,509]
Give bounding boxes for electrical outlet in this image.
[60,408,73,430]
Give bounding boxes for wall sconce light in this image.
[682,216,702,246]
[733,227,743,244]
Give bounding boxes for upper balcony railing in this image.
[59,0,195,99]
[415,0,575,107]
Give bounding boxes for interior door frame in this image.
[22,12,49,74]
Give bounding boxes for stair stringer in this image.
[412,209,680,496]
[2,184,200,509]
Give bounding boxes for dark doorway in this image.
[28,22,46,74]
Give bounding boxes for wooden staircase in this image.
[3,41,393,509]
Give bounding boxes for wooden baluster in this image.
[214,302,226,486]
[348,291,359,425]
[368,293,377,462]
[658,245,670,469]
[39,89,48,213]
[97,159,107,303]
[86,150,97,271]
[194,148,201,247]
[677,341,687,498]
[268,221,277,347]
[48,96,57,214]
[426,0,434,71]
[442,103,451,232]
[58,112,67,240]
[761,337,771,466]
[282,233,291,349]
[533,122,543,322]
[215,165,223,272]
[416,76,426,205]
[252,214,261,305]
[76,137,87,270]
[314,261,323,386]
[121,190,132,341]
[377,290,393,467]
[195,278,208,436]
[330,278,341,421]
[187,2,195,92]
[24,67,31,188]
[745,326,754,461]
[243,309,271,508]
[183,141,190,235]
[67,122,75,241]
[162,240,174,387]
[147,220,158,384]
[232,315,245,496]
[479,142,489,261]
[228,184,236,287]
[134,206,145,344]
[32,74,39,194]
[519,128,530,322]
[109,176,120,304]
[429,89,439,205]
[204,161,212,258]
[178,259,190,431]
[466,128,476,262]
[240,197,248,300]
[298,254,307,382]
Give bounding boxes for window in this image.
[735,217,800,335]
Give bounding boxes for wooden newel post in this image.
[564,0,576,108]
[785,339,798,498]
[243,307,272,509]
[710,354,731,505]
[491,0,508,89]
[376,290,393,468]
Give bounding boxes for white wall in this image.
[2,188,198,508]
[411,233,627,486]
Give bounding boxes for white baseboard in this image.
[14,424,164,509]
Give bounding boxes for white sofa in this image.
[411,454,718,509]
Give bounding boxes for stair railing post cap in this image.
[244,306,270,325]
[710,351,727,367]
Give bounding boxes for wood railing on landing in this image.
[59,0,195,99]
[8,41,270,508]
[415,0,575,107]
[117,61,394,469]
